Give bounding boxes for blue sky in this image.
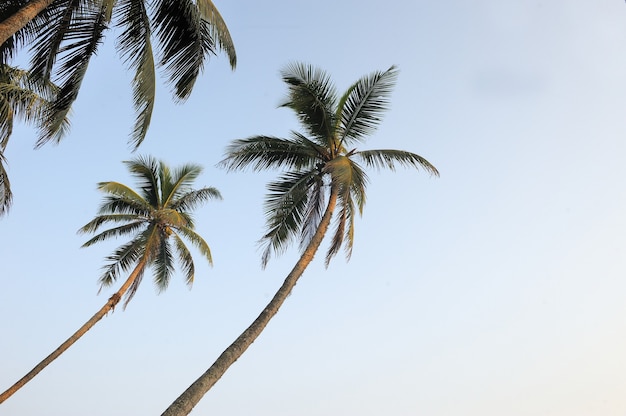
[2,1,626,415]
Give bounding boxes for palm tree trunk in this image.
[161,185,340,416]
[0,0,55,47]
[0,258,147,404]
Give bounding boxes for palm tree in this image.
[0,155,221,403]
[161,63,439,416]
[0,0,236,147]
[0,62,68,215]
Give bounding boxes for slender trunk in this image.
[161,186,340,416]
[0,259,147,404]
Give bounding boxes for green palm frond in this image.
[124,155,160,207]
[355,149,440,176]
[260,170,318,267]
[115,0,156,148]
[161,162,203,206]
[98,233,147,288]
[195,0,236,69]
[298,174,325,252]
[175,225,213,266]
[0,151,12,216]
[170,187,222,212]
[153,231,174,292]
[325,190,350,265]
[98,181,153,206]
[36,4,107,147]
[280,63,337,143]
[219,135,319,172]
[152,0,213,100]
[28,0,80,80]
[172,232,194,286]
[79,217,145,240]
[337,66,398,147]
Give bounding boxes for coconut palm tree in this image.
[0,0,236,147]
[161,63,439,416]
[0,155,221,403]
[0,62,68,215]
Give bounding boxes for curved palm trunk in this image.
[0,258,148,404]
[0,0,56,47]
[161,186,340,416]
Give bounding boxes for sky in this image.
[2,0,626,415]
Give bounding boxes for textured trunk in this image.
[161,186,340,416]
[0,0,56,46]
[0,259,147,404]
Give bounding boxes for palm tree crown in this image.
[221,63,439,267]
[0,156,220,405]
[161,64,438,416]
[79,155,222,307]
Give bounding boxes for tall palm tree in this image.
[161,63,439,416]
[0,62,68,215]
[0,0,236,148]
[0,155,221,403]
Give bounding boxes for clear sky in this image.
[2,1,626,415]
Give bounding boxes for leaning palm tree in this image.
[161,63,439,416]
[0,0,236,148]
[0,155,221,404]
[0,62,68,215]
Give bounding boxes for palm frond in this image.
[337,66,398,147]
[98,233,146,288]
[172,232,194,286]
[97,180,153,208]
[28,0,78,80]
[79,219,146,246]
[325,191,350,266]
[280,62,337,143]
[175,225,213,267]
[195,0,236,69]
[355,149,439,176]
[124,155,161,207]
[0,64,68,146]
[219,135,319,172]
[260,170,317,267]
[161,162,203,206]
[152,0,214,100]
[298,174,326,252]
[115,0,156,148]
[169,187,222,212]
[0,151,12,216]
[36,3,107,147]
[153,230,174,292]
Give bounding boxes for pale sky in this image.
[2,1,626,415]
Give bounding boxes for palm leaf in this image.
[260,170,317,267]
[172,232,194,286]
[36,4,107,147]
[355,149,440,176]
[124,156,161,207]
[0,151,12,216]
[175,225,213,267]
[219,135,319,172]
[153,230,174,292]
[115,0,156,148]
[337,66,398,147]
[280,62,337,144]
[195,0,236,69]
[161,162,203,207]
[152,0,213,100]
